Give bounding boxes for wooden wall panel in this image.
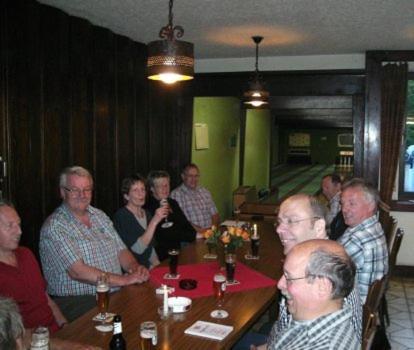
[0,0,193,253]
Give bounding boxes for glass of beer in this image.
[251,234,260,258]
[96,273,110,322]
[225,253,236,283]
[168,249,179,278]
[160,198,174,228]
[140,321,157,350]
[211,273,227,318]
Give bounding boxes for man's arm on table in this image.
[68,255,148,288]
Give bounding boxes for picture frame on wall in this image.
[195,123,209,150]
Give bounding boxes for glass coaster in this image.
[210,310,229,319]
[226,280,240,286]
[163,273,180,280]
[95,324,113,332]
[203,253,218,259]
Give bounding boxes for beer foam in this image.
[97,285,109,292]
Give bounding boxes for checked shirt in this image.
[267,305,359,350]
[338,215,388,303]
[40,204,126,296]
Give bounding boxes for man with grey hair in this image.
[0,297,101,350]
[0,297,24,350]
[40,166,149,322]
[234,194,362,350]
[264,240,359,349]
[337,178,388,302]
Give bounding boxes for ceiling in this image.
[37,0,414,60]
[36,0,413,129]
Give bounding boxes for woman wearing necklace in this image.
[113,174,168,269]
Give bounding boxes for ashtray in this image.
[179,279,197,290]
[168,297,192,313]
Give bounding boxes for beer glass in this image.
[211,273,227,318]
[140,321,157,350]
[96,273,110,322]
[225,253,236,283]
[168,249,179,278]
[160,199,173,228]
[233,206,241,227]
[30,326,49,349]
[250,234,260,258]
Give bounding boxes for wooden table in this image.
[55,221,284,349]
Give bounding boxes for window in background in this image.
[399,78,414,198]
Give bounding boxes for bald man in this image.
[234,194,362,350]
[265,240,359,349]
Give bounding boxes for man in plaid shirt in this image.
[264,240,359,350]
[171,163,219,233]
[40,166,149,321]
[337,178,388,303]
[233,194,362,350]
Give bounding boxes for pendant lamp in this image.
[147,0,194,84]
[244,36,269,107]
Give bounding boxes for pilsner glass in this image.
[96,273,110,321]
[168,249,179,277]
[251,235,260,258]
[225,253,236,283]
[211,273,227,318]
[139,321,157,350]
[160,199,173,228]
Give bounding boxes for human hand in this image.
[126,265,149,284]
[153,206,169,223]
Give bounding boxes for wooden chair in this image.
[382,228,405,326]
[385,217,398,254]
[365,276,388,313]
[362,305,377,350]
[389,228,404,275]
[365,276,390,349]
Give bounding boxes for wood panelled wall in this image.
[0,0,193,252]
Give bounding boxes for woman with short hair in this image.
[113,174,168,269]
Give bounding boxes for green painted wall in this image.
[279,128,353,164]
[191,97,240,220]
[243,109,272,191]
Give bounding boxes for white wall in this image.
[391,211,414,266]
[195,54,365,73]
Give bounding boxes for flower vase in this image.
[204,242,218,259]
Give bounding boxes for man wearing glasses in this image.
[265,239,359,349]
[40,166,149,322]
[235,194,362,349]
[171,163,220,233]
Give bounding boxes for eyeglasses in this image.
[283,272,315,285]
[275,216,321,227]
[63,187,93,196]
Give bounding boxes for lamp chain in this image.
[159,0,184,40]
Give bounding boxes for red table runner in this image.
[150,261,277,299]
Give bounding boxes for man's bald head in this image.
[289,239,355,299]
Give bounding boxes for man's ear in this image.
[314,218,326,238]
[317,277,333,299]
[123,193,129,202]
[59,187,65,200]
[181,173,185,182]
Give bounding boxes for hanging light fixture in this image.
[147,0,194,84]
[244,36,269,108]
